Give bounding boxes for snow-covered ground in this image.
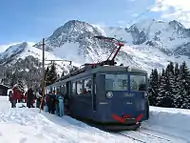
[0,96,189,143]
[141,107,190,142]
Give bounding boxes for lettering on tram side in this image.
[124,102,133,105]
[123,93,134,97]
[123,93,134,105]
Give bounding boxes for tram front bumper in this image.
[112,113,143,124]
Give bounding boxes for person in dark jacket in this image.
[26,88,34,108]
[8,90,12,102]
[46,91,56,114]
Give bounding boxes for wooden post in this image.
[39,38,46,113]
[42,38,45,78]
[39,74,46,113]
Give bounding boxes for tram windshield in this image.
[130,75,147,91]
[105,74,128,91]
[105,74,147,91]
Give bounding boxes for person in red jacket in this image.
[17,90,24,103]
[11,86,19,108]
[11,85,25,108]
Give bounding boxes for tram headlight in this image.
[106,91,113,98]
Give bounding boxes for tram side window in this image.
[57,87,60,93]
[61,84,66,95]
[46,88,50,94]
[84,78,92,95]
[72,82,76,95]
[77,80,83,95]
[130,75,146,91]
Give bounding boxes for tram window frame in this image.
[83,78,92,96]
[71,82,76,96]
[76,80,83,96]
[105,74,128,91]
[61,84,67,96]
[130,74,147,92]
[57,86,60,93]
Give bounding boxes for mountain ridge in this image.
[1,19,190,76]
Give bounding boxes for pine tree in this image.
[45,67,50,86]
[148,69,159,106]
[176,62,190,109]
[174,63,180,76]
[165,62,175,107]
[46,63,58,86]
[61,71,65,77]
[10,72,18,86]
[173,63,181,107]
[157,69,166,107]
[157,68,174,107]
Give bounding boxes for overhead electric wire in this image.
[127,1,163,26]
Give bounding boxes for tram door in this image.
[92,74,97,111]
[65,82,71,115]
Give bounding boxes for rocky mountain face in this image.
[0,42,73,88]
[126,19,190,55]
[34,19,190,71]
[0,56,43,89]
[34,20,117,63]
[1,19,190,87]
[0,42,28,65]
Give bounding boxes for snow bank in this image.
[142,106,190,142]
[0,97,130,143]
[1,96,190,143]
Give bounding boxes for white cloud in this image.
[152,0,190,27]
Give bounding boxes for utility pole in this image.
[39,40,72,112]
[42,38,45,78]
[40,38,46,113]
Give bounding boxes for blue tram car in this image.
[45,36,149,130]
[46,65,149,130]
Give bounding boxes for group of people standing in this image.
[8,84,65,117]
[45,89,64,117]
[8,85,35,108]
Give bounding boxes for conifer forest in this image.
[148,61,190,109]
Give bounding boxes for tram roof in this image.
[91,65,147,73]
[47,65,147,88]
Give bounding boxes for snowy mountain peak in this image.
[34,20,102,51]
[4,42,28,53]
[2,19,190,76]
[0,42,29,64]
[62,20,95,32]
[49,19,101,40]
[169,20,185,30]
[128,19,187,35]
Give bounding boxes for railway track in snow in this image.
[117,127,187,143]
[118,131,171,143]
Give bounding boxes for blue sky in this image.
[0,0,188,45]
